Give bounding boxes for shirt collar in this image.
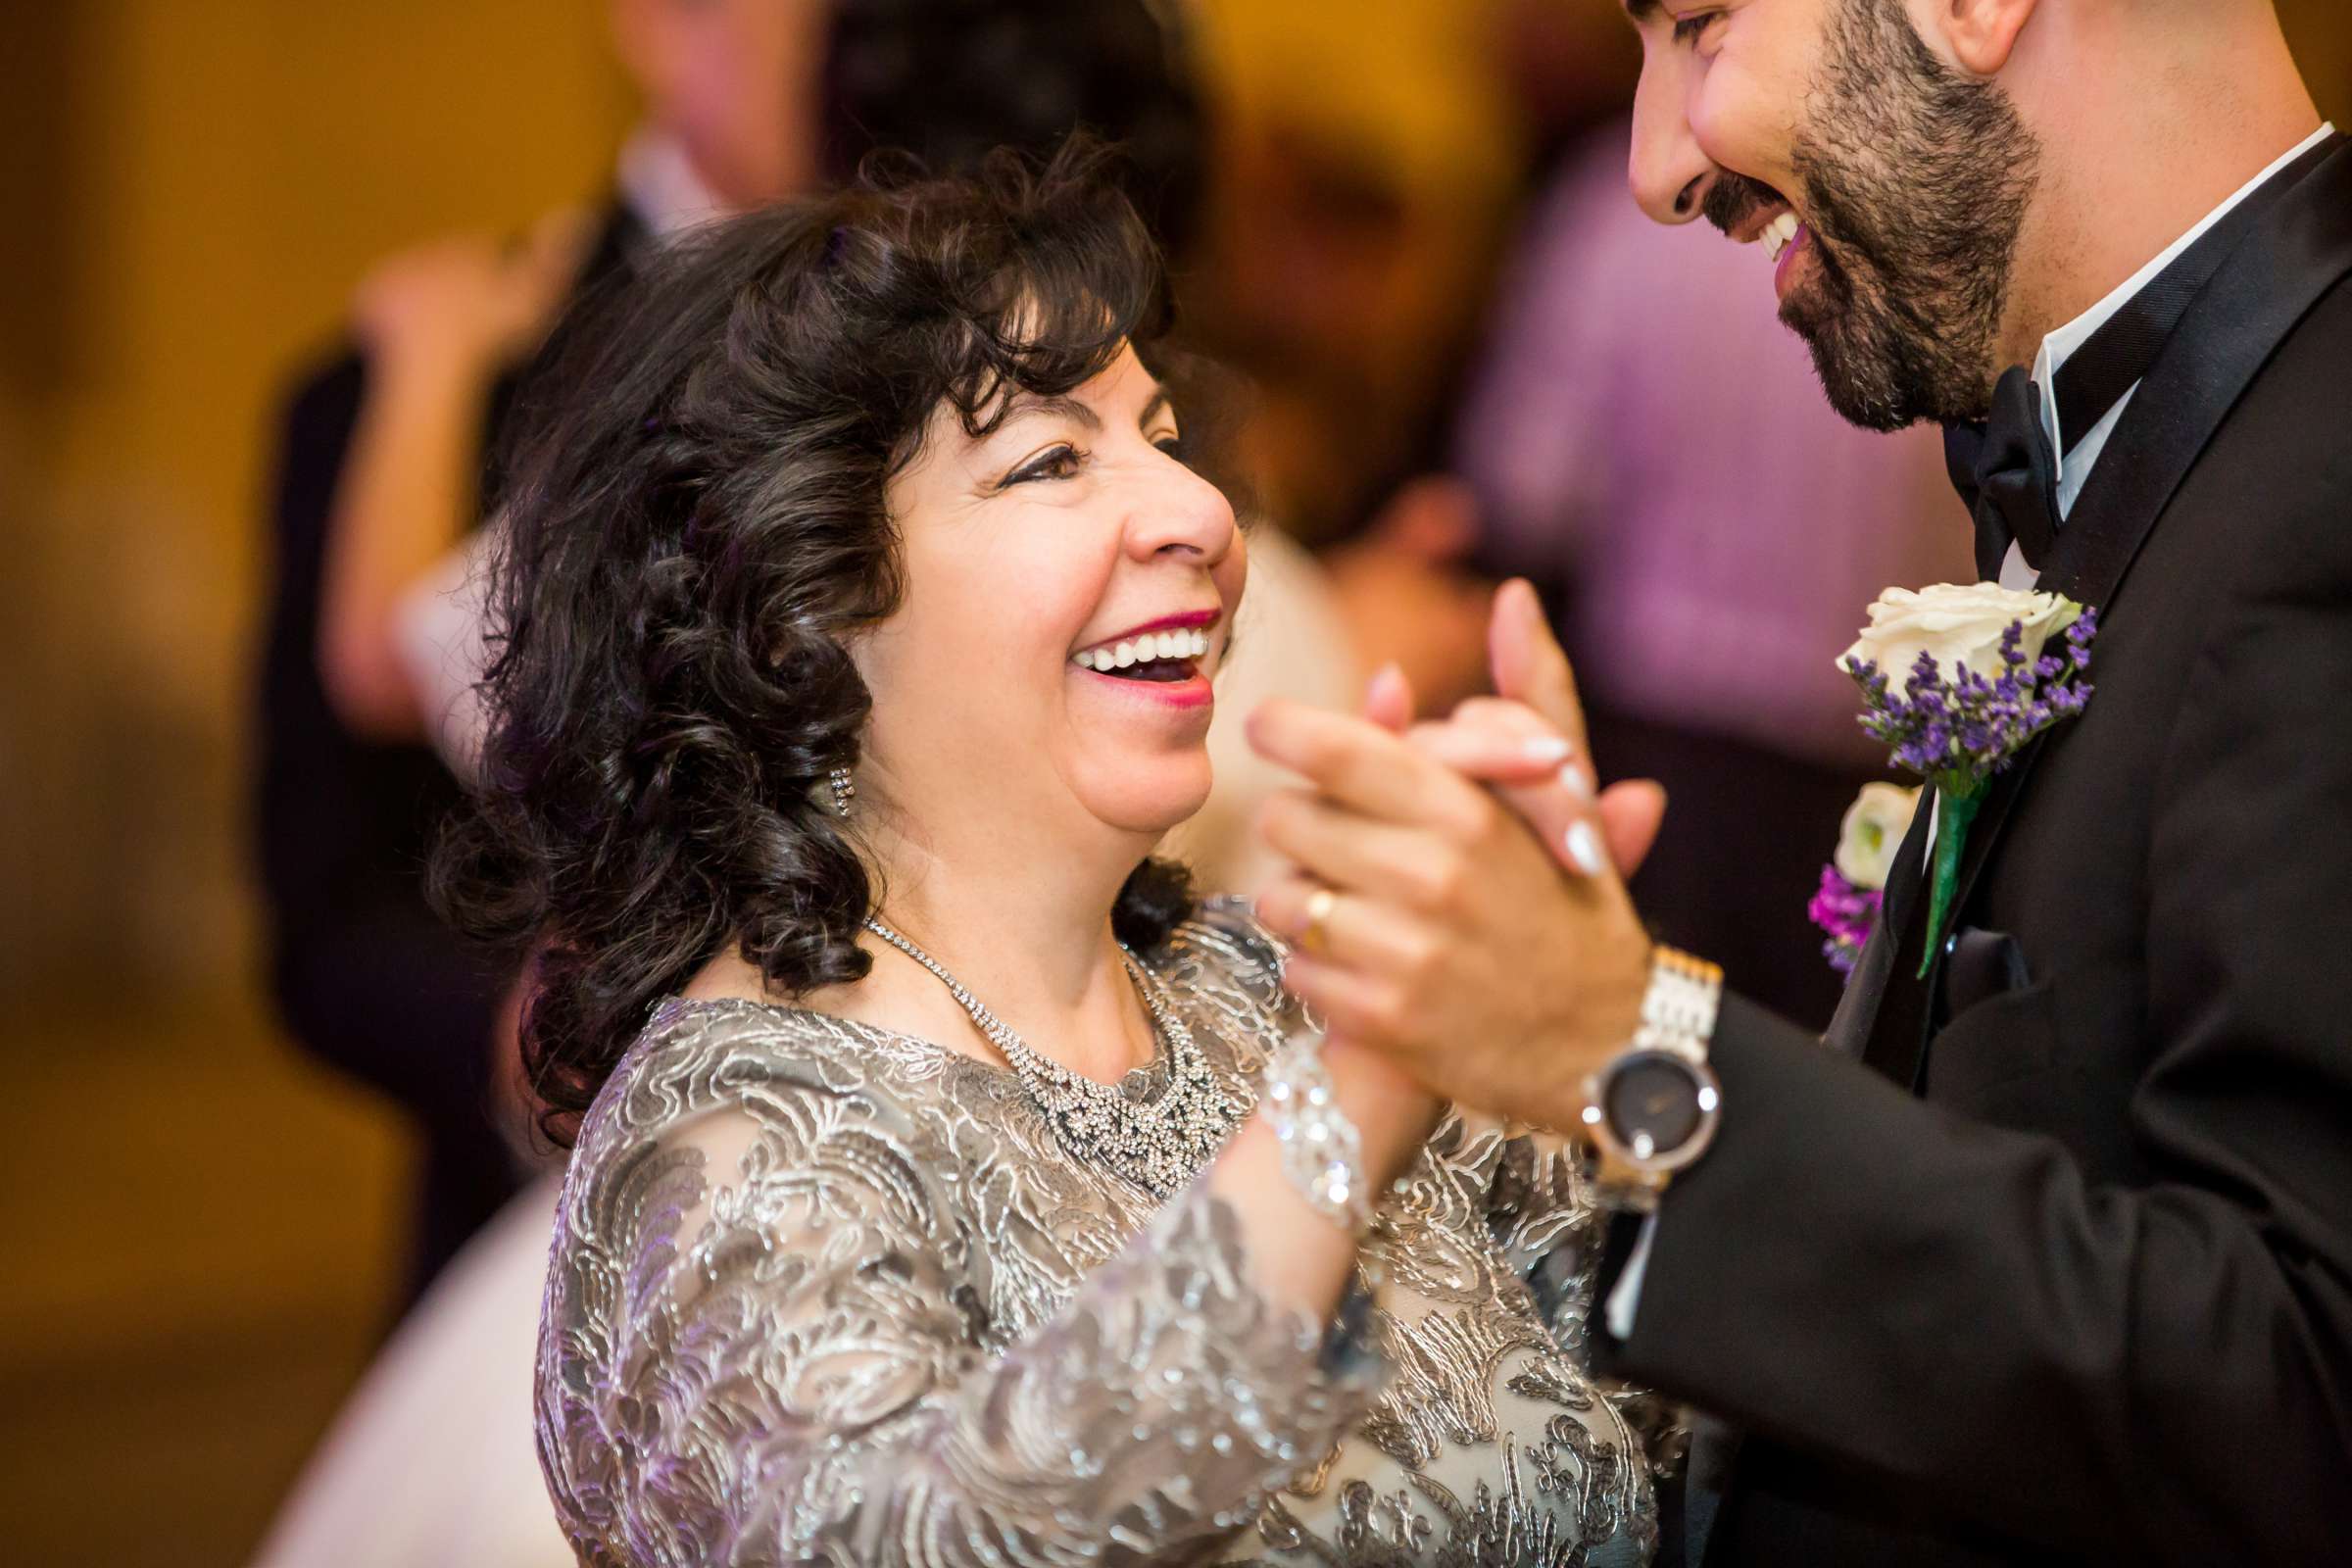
[615,124,738,245]
[2031,122,2335,454]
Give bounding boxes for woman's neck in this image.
[811,801,1159,1083]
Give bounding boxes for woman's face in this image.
[857,344,1246,856]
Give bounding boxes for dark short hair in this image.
[435,144,1205,1142]
[818,0,1207,254]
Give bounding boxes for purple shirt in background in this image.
[1456,124,1974,770]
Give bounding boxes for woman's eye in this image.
[1152,433,1187,462]
[1672,10,1724,46]
[1004,445,1085,486]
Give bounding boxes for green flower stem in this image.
[1918,788,1982,980]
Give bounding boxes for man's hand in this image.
[1248,582,1660,1130]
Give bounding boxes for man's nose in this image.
[1630,53,1716,225]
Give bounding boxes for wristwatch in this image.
[1583,947,1725,1213]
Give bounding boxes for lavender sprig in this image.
[1842,609,2097,794]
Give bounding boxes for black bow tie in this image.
[1939,130,2341,582]
[1944,368,2059,581]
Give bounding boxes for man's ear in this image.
[1914,0,2042,77]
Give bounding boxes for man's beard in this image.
[1761,0,2041,430]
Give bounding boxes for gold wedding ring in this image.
[1301,887,1338,956]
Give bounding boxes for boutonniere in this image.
[1809,782,1923,976]
[1833,583,2098,977]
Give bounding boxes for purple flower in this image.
[1809,864,1883,978]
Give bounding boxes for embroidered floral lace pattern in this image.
[538,901,1659,1565]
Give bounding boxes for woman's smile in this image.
[1067,607,1221,711]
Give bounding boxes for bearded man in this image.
[1248,1,2352,1561]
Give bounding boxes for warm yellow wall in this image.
[3,1,631,995]
[1193,0,1524,204]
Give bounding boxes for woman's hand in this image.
[1248,581,1665,1134]
[1402,696,1668,882]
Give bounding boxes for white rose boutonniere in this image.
[1839,583,2082,689]
[1834,781,1924,892]
[1809,783,1923,977]
[1834,582,2099,977]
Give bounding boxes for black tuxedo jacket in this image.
[1593,139,2352,1565]
[253,204,645,1132]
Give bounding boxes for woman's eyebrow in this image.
[1000,392,1101,431]
[998,386,1173,431]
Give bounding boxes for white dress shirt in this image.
[1608,120,2336,1343]
[1997,121,2337,582]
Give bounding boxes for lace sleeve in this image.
[1484,1126,1601,1354]
[539,1044,1381,1566]
[1485,1126,1688,1477]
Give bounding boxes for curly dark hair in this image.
[434,144,1211,1142]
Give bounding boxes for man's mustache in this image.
[1703,172,1786,238]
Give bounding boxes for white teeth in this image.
[1761,211,1800,263]
[1071,625,1214,670]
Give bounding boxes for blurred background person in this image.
[255,0,830,1309]
[1189,0,1641,725]
[1453,118,1975,1030]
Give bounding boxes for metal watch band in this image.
[1633,946,1723,1063]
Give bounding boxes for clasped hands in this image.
[1247,579,1666,1136]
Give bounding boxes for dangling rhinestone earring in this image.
[827,767,857,818]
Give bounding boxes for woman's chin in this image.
[1075,759,1215,841]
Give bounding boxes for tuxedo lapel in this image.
[2042,138,2352,611]
[1826,796,1935,1063]
[1856,796,1944,1089]
[1891,139,2352,1087]
[582,201,653,291]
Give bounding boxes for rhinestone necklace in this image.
[861,915,1251,1199]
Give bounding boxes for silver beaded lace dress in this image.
[537,900,1663,1566]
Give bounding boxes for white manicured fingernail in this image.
[1522,735,1575,765]
[1565,820,1606,876]
[1559,760,1593,800]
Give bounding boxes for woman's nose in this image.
[1630,50,1716,225]
[1127,458,1238,566]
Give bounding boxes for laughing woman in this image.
[437,146,1660,1566]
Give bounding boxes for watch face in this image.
[1601,1052,1707,1162]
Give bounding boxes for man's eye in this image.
[1672,11,1724,46]
[1004,445,1084,486]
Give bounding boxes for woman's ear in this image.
[1914,0,2042,77]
